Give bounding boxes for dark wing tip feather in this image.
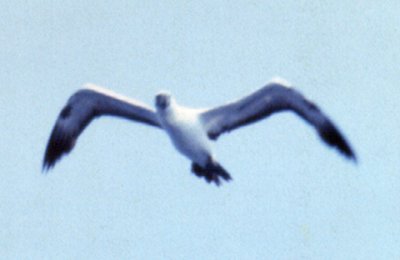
[319,120,357,162]
[42,125,75,172]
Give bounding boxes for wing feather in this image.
[43,84,161,170]
[200,80,356,160]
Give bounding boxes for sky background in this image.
[1,1,399,259]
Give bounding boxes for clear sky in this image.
[1,1,399,259]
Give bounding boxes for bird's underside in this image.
[43,80,357,186]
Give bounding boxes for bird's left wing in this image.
[200,80,356,160]
[43,83,161,170]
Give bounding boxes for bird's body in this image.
[157,101,212,167]
[43,79,357,186]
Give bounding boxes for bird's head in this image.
[155,92,173,110]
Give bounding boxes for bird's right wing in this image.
[43,83,161,170]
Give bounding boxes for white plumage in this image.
[157,99,212,166]
[43,79,356,185]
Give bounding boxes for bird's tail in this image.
[191,158,232,186]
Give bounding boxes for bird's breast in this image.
[160,108,211,165]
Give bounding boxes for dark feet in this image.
[191,159,232,186]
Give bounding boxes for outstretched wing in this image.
[200,80,356,160]
[43,83,161,170]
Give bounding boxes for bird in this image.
[43,79,356,186]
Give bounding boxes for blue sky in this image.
[1,1,399,259]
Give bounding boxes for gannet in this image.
[43,80,356,185]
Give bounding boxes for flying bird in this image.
[43,79,356,185]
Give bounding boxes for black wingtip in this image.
[42,154,56,173]
[319,120,357,163]
[42,125,76,173]
[43,142,57,171]
[42,148,58,174]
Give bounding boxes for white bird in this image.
[43,80,356,185]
